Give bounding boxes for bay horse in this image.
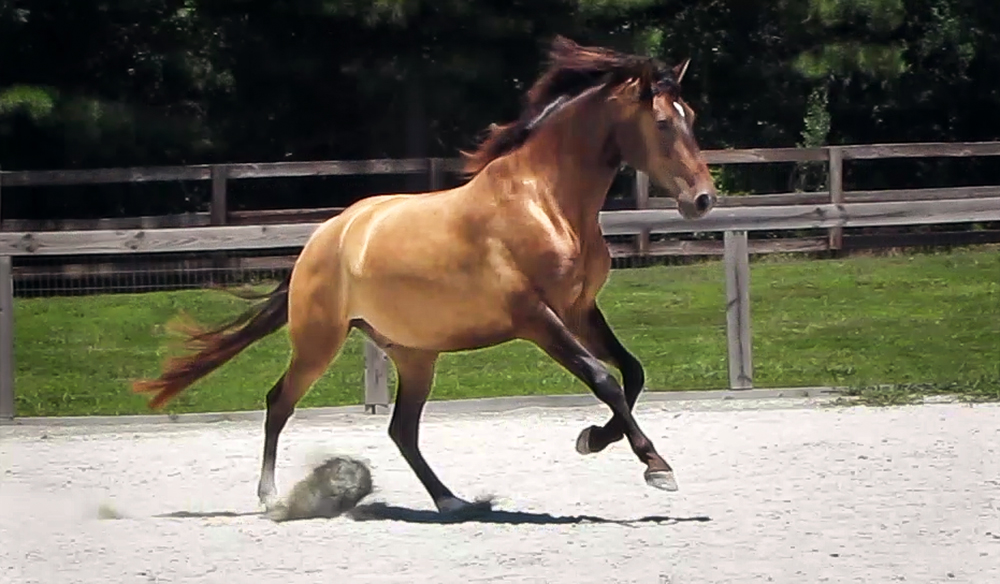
[132,36,717,515]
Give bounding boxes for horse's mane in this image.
[460,36,669,176]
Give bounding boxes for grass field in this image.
[12,246,1000,417]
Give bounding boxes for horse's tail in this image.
[132,272,292,409]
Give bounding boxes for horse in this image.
[132,35,718,515]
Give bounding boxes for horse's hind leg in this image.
[573,304,646,455]
[386,347,475,513]
[257,319,347,509]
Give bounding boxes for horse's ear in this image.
[672,58,691,85]
[638,59,657,85]
[637,59,657,102]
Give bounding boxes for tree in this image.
[1,0,998,219]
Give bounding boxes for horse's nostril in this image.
[694,193,714,213]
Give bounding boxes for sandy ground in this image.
[2,397,999,584]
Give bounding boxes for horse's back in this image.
[298,193,411,268]
[295,186,533,350]
[285,194,412,324]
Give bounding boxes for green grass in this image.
[12,246,1000,417]
[829,376,1000,408]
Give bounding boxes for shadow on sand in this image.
[346,499,712,527]
[153,510,262,519]
[148,499,712,526]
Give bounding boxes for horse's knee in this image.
[264,374,293,433]
[265,375,284,408]
[593,368,617,393]
[388,410,414,448]
[581,356,627,403]
[387,418,402,446]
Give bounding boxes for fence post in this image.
[428,157,444,191]
[210,165,229,225]
[364,339,390,414]
[209,166,230,278]
[0,255,14,419]
[724,231,753,390]
[635,171,650,255]
[827,147,844,250]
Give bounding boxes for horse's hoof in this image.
[258,488,280,511]
[575,425,601,455]
[436,496,473,513]
[434,496,495,520]
[644,469,679,492]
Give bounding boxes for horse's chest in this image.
[513,201,607,303]
[537,246,609,309]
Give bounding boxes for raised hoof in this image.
[644,469,679,492]
[575,425,603,455]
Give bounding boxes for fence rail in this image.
[2,198,997,257]
[5,141,1000,188]
[4,142,1000,264]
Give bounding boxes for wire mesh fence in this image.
[9,251,298,417]
[11,250,295,298]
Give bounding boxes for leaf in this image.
[0,85,59,121]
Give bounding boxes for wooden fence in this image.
[3,141,1000,258]
[2,191,999,418]
[2,141,1000,418]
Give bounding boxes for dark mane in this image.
[460,36,668,176]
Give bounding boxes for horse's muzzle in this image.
[678,191,716,219]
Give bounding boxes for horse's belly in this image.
[347,278,519,352]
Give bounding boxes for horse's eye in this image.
[656,119,670,131]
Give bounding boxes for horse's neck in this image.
[506,108,619,232]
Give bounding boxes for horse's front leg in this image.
[526,302,675,491]
[571,304,647,455]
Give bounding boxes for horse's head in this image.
[461,36,717,220]
[609,58,716,219]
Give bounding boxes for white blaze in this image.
[673,102,686,120]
